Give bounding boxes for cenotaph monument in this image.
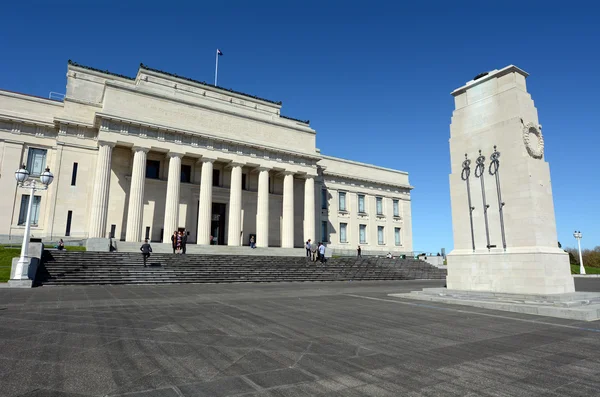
[445,65,575,294]
[391,65,600,321]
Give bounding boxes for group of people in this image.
[171,230,188,254]
[305,239,327,263]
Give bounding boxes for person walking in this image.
[170,231,178,254]
[357,245,362,258]
[182,230,188,254]
[250,235,256,249]
[305,239,311,258]
[318,243,326,263]
[176,231,183,254]
[140,239,152,267]
[310,241,318,262]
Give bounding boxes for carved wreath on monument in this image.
[522,122,544,159]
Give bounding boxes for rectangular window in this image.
[212,169,220,187]
[65,210,73,236]
[71,163,78,186]
[339,223,347,243]
[18,195,41,226]
[242,174,247,190]
[180,164,192,183]
[358,195,365,213]
[146,160,160,179]
[26,148,47,176]
[321,221,328,242]
[321,189,328,209]
[376,197,383,215]
[339,192,346,211]
[359,224,367,244]
[395,227,401,246]
[145,227,151,240]
[378,226,384,245]
[393,200,400,217]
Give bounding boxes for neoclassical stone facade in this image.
[0,61,413,253]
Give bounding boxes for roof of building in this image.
[139,63,283,106]
[67,60,311,125]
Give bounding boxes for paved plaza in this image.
[1,280,600,396]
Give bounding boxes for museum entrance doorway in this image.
[211,203,226,245]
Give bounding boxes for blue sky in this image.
[1,1,598,250]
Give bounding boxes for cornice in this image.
[451,65,529,97]
[67,60,135,81]
[323,171,413,191]
[0,114,55,129]
[319,154,409,176]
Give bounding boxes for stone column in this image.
[89,142,115,238]
[227,163,243,246]
[256,167,270,247]
[125,147,149,242]
[197,157,215,245]
[303,176,315,242]
[281,172,295,248]
[162,152,183,243]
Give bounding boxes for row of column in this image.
[88,142,316,247]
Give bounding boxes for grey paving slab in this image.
[1,280,600,396]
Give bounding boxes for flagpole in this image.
[214,49,219,86]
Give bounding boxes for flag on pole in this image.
[217,49,223,56]
[215,49,223,86]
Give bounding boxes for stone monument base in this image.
[390,288,600,321]
[446,248,575,295]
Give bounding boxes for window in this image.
[18,195,41,226]
[180,165,191,183]
[378,226,384,245]
[359,224,367,244]
[339,192,346,211]
[65,210,73,236]
[358,195,365,213]
[71,163,78,186]
[340,223,347,243]
[242,174,247,190]
[212,169,220,187]
[110,224,116,239]
[146,160,160,179]
[321,189,328,209]
[395,228,401,246]
[321,221,328,242]
[376,197,383,215]
[26,148,47,176]
[145,227,151,240]
[393,200,400,217]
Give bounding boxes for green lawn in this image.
[0,246,21,282]
[571,264,600,275]
[0,244,86,282]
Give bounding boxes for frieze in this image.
[323,173,411,197]
[99,116,319,169]
[0,119,57,139]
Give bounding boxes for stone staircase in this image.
[35,251,447,286]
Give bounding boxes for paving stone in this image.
[0,280,599,396]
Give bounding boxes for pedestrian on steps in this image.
[140,239,152,267]
[318,242,326,263]
[170,231,178,254]
[357,245,362,258]
[310,241,317,262]
[305,239,311,258]
[182,230,188,254]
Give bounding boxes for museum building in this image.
[0,61,413,253]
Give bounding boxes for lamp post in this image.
[573,231,585,275]
[12,165,54,280]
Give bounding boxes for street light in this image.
[573,231,585,275]
[12,165,54,281]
